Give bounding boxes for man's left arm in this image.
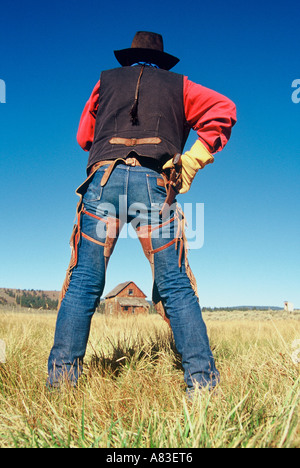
[184,76,237,155]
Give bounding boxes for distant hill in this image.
[0,288,60,310]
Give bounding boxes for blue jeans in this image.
[47,163,219,390]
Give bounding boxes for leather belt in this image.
[87,153,182,216]
[89,156,161,187]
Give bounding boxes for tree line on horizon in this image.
[9,290,59,310]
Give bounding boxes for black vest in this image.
[87,65,191,171]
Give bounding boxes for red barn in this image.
[104,281,149,316]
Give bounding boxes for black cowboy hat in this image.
[114,31,180,71]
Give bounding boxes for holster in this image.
[160,153,182,217]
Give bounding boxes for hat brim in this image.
[114,48,179,71]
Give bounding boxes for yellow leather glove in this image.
[163,140,214,193]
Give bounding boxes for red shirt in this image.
[77,76,236,155]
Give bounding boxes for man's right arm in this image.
[76,80,100,151]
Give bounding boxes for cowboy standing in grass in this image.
[47,31,236,395]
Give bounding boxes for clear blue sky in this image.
[0,0,299,308]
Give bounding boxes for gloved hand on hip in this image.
[163,140,214,193]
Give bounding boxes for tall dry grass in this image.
[0,310,299,448]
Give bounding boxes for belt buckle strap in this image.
[100,159,122,187]
[125,157,138,166]
[109,137,161,146]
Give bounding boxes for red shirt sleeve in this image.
[76,80,100,151]
[183,76,237,154]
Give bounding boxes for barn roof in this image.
[104,281,146,299]
[105,281,131,298]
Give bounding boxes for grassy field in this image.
[0,309,299,448]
